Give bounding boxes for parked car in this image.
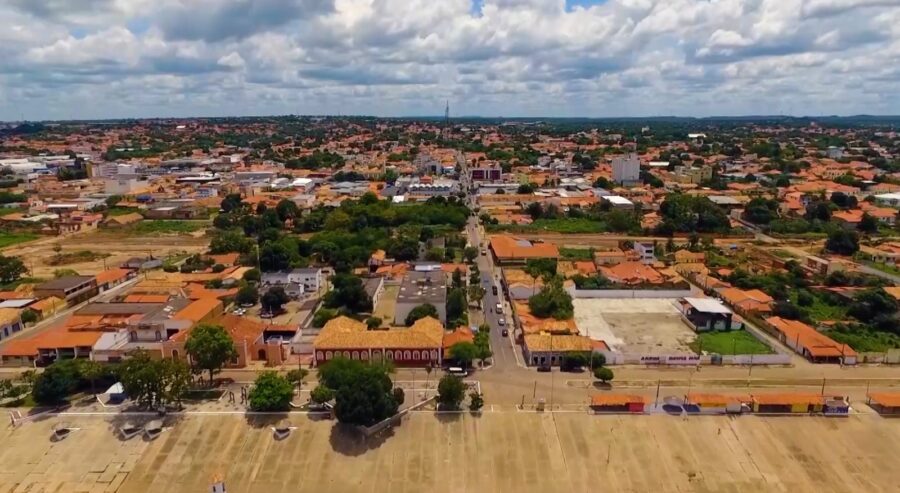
[498,318,505,326]
[501,328,509,337]
[447,367,468,377]
[480,249,487,256]
[495,302,502,312]
[491,285,498,296]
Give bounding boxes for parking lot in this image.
[573,298,697,354]
[4,412,899,492]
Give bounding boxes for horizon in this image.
[1,1,899,121]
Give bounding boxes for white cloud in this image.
[0,0,898,119]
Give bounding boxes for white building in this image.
[602,195,634,209]
[633,241,655,264]
[611,153,640,185]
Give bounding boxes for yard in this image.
[559,247,593,260]
[0,231,40,249]
[127,220,210,235]
[488,218,605,234]
[689,330,774,355]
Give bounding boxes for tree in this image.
[366,316,382,329]
[333,365,398,426]
[236,285,259,306]
[392,387,405,406]
[249,371,294,411]
[323,274,373,313]
[405,303,439,326]
[243,268,261,283]
[450,342,478,368]
[446,288,468,327]
[560,353,588,372]
[463,246,478,263]
[310,384,334,404]
[118,351,191,409]
[469,391,484,411]
[275,199,300,223]
[825,229,859,255]
[285,368,308,392]
[593,366,614,384]
[105,195,123,207]
[0,255,27,284]
[261,286,290,313]
[79,360,105,395]
[312,308,339,327]
[858,213,879,233]
[184,324,238,384]
[20,309,38,325]
[221,193,244,213]
[437,375,466,409]
[528,276,574,320]
[31,361,81,405]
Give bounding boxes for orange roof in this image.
[573,261,597,275]
[0,291,28,301]
[514,301,578,335]
[95,268,131,286]
[685,392,751,406]
[123,294,170,303]
[171,313,264,344]
[718,287,773,312]
[591,394,645,406]
[441,264,469,274]
[765,316,857,358]
[752,392,825,406]
[442,326,475,350]
[868,392,900,408]
[315,316,443,350]
[599,262,664,285]
[489,235,559,260]
[173,297,222,324]
[832,209,863,224]
[208,253,239,266]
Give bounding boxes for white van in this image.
[447,367,468,377]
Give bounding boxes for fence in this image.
[569,288,694,299]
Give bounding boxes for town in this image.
[0,115,899,492]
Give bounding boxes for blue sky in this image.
[0,0,898,120]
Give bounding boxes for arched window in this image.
[431,350,438,361]
[326,351,333,360]
[317,351,325,361]
[171,350,179,359]
[386,350,393,360]
[361,351,369,360]
[258,349,267,361]
[343,351,351,359]
[404,350,412,360]
[352,351,359,360]
[412,351,420,360]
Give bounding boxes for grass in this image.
[689,330,774,355]
[826,327,900,352]
[106,206,142,216]
[487,218,605,234]
[1,392,37,408]
[0,231,40,248]
[0,207,25,217]
[793,289,848,322]
[861,260,900,277]
[47,250,110,266]
[560,247,594,260]
[771,249,798,259]
[127,220,210,235]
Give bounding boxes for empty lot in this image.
[3,412,898,493]
[573,298,697,354]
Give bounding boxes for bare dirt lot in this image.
[3,412,898,493]
[0,229,209,278]
[573,298,696,354]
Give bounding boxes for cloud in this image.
[0,0,898,119]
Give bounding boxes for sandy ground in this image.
[3,412,898,493]
[0,229,209,278]
[372,285,399,324]
[573,298,697,354]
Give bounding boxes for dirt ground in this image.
[0,229,208,278]
[573,298,697,354]
[3,412,898,493]
[372,285,399,324]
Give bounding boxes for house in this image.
[442,326,475,361]
[313,316,443,367]
[633,241,655,264]
[33,276,98,306]
[867,392,900,415]
[363,277,385,309]
[599,262,665,285]
[489,235,559,265]
[674,250,706,264]
[717,287,774,313]
[261,268,324,297]
[765,316,857,364]
[593,248,631,266]
[394,271,447,325]
[94,268,135,292]
[523,333,593,367]
[102,212,144,228]
[804,255,846,276]
[679,297,736,331]
[0,308,24,342]
[144,202,207,219]
[163,314,288,368]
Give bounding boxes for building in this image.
[470,166,502,182]
[717,287,774,313]
[590,394,646,413]
[94,268,136,292]
[765,316,857,364]
[633,241,655,264]
[261,268,323,297]
[523,333,593,367]
[679,297,736,331]
[867,392,900,415]
[162,314,288,368]
[363,277,385,309]
[313,316,443,367]
[602,195,634,209]
[611,153,640,185]
[394,271,447,325]
[750,392,848,414]
[673,165,713,184]
[0,308,24,342]
[489,235,560,265]
[33,276,98,306]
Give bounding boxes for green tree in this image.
[261,286,290,313]
[31,361,81,405]
[469,391,484,411]
[463,246,479,263]
[105,195,123,207]
[275,199,300,222]
[285,368,308,392]
[243,268,261,283]
[249,371,294,411]
[528,276,574,320]
[20,309,38,325]
[236,285,259,306]
[450,342,478,368]
[220,193,244,213]
[0,255,27,284]
[312,308,339,328]
[79,360,105,395]
[405,303,439,326]
[310,384,334,404]
[825,229,859,255]
[446,287,468,327]
[118,351,191,409]
[184,324,238,384]
[437,375,466,409]
[366,316,382,329]
[858,213,879,233]
[593,366,614,383]
[323,274,372,313]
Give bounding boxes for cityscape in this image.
[1,1,899,493]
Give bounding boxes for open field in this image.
[0,231,40,248]
[0,229,209,278]
[573,298,696,354]
[372,285,399,323]
[126,220,211,235]
[690,330,775,355]
[2,412,898,492]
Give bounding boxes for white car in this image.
[498,318,506,326]
[495,303,503,313]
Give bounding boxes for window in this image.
[172,350,179,359]
[258,349,267,361]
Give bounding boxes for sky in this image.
[1,0,899,121]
